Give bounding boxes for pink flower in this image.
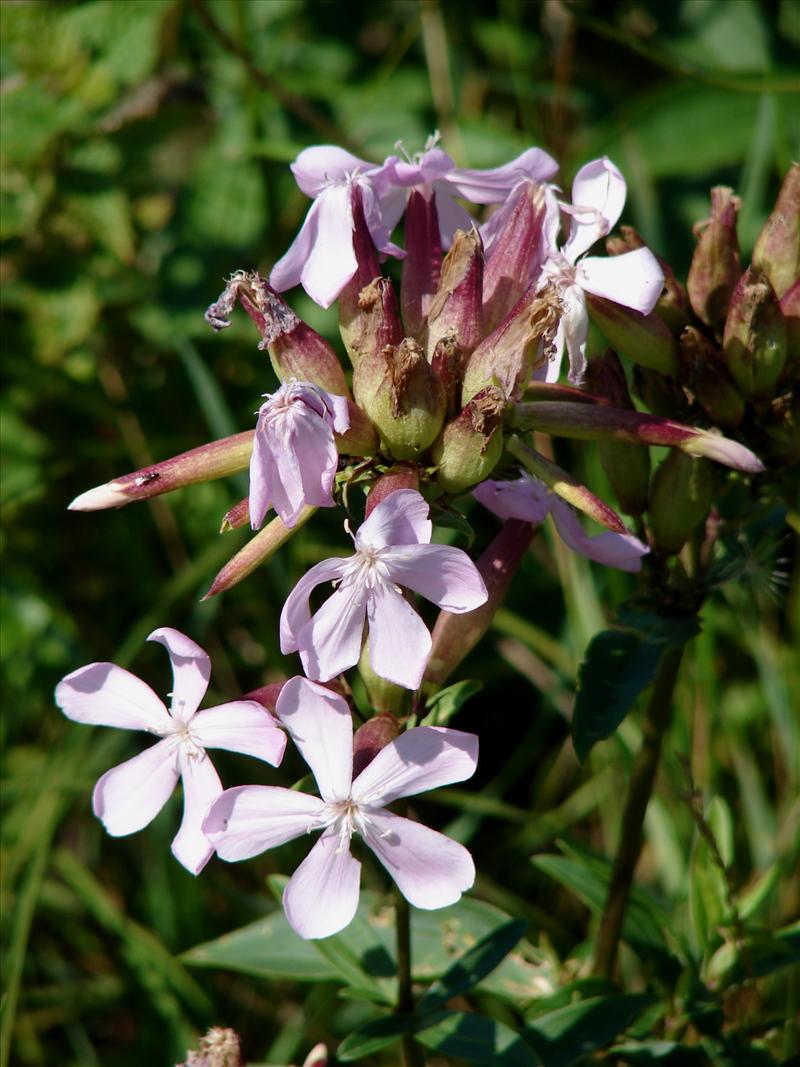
[204,677,478,939]
[270,146,403,308]
[537,157,665,383]
[250,381,350,529]
[380,142,559,248]
[474,473,649,573]
[55,629,286,874]
[280,489,488,689]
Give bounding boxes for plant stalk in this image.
[396,885,426,1067]
[592,644,685,979]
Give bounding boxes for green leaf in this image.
[181,911,339,982]
[422,679,483,727]
[313,913,397,1005]
[416,919,528,1016]
[337,1014,414,1061]
[611,1040,710,1065]
[572,608,699,761]
[522,994,653,1067]
[415,1011,541,1066]
[707,922,800,985]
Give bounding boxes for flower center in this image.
[341,541,392,590]
[540,253,577,291]
[318,798,374,852]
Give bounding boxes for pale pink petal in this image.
[56,663,169,733]
[190,701,287,766]
[92,739,179,836]
[473,473,551,525]
[432,187,476,248]
[204,785,325,860]
[300,185,358,308]
[550,501,649,573]
[248,412,278,529]
[577,247,665,314]
[564,157,627,262]
[279,556,349,652]
[352,727,478,807]
[361,811,474,909]
[291,145,376,197]
[147,628,210,722]
[381,544,488,613]
[358,178,406,257]
[328,393,351,435]
[561,285,590,383]
[387,147,456,187]
[171,750,222,874]
[270,199,318,293]
[446,147,559,204]
[275,677,354,801]
[357,488,432,549]
[283,829,362,939]
[295,578,369,682]
[366,582,431,690]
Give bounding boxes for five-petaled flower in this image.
[474,473,649,572]
[55,628,286,873]
[537,157,665,383]
[250,381,350,530]
[279,489,488,689]
[204,676,478,939]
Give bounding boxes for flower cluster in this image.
[59,137,781,939]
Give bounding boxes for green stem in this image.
[396,886,426,1067]
[593,644,685,980]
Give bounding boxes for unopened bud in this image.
[607,226,690,335]
[425,519,534,687]
[343,276,404,370]
[338,184,383,362]
[687,186,741,336]
[365,467,420,517]
[300,1043,329,1067]
[752,163,800,299]
[680,326,745,430]
[204,506,315,599]
[722,268,787,406]
[220,497,249,532]
[356,641,408,716]
[648,451,713,555]
[462,286,562,405]
[401,189,442,338]
[206,272,349,396]
[69,432,254,512]
[431,387,505,494]
[430,335,462,419]
[483,181,553,332]
[586,294,678,376]
[583,352,650,514]
[353,338,445,460]
[425,227,484,363]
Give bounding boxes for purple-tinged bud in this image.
[206,272,349,397]
[301,1044,329,1067]
[510,401,764,472]
[583,352,651,515]
[431,387,505,494]
[483,182,551,332]
[354,337,446,460]
[585,294,678,376]
[69,432,254,512]
[648,451,713,555]
[203,506,315,599]
[401,189,442,338]
[338,184,383,363]
[243,682,285,714]
[680,326,745,430]
[780,280,800,361]
[607,226,690,335]
[507,435,629,533]
[461,285,563,406]
[365,467,420,518]
[425,227,484,364]
[687,186,741,336]
[430,335,462,419]
[722,268,787,406]
[220,496,250,532]
[345,276,404,369]
[752,163,800,300]
[425,519,535,687]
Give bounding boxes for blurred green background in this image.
[2,1,798,1064]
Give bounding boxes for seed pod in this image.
[752,163,800,299]
[648,451,713,555]
[586,294,678,376]
[722,268,787,406]
[425,227,484,364]
[342,275,404,371]
[431,387,505,494]
[680,326,745,430]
